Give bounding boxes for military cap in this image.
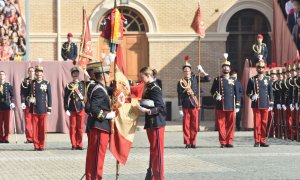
[222,53,231,67]
[86,62,100,71]
[276,69,282,74]
[35,65,43,72]
[270,69,277,75]
[282,67,286,73]
[70,67,80,73]
[67,33,73,37]
[94,65,110,74]
[256,60,265,68]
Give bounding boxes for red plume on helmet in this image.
[184,55,189,61]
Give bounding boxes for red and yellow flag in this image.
[191,0,205,38]
[78,9,93,70]
[110,45,140,164]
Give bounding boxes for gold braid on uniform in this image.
[21,79,28,89]
[179,79,192,93]
[252,44,262,54]
[62,43,71,52]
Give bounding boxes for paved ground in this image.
[1,131,300,180]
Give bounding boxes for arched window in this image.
[98,7,148,32]
[226,9,271,76]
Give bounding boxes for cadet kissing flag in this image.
[110,45,140,164]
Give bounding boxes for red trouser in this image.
[216,110,235,145]
[253,109,268,143]
[69,110,85,148]
[146,127,164,180]
[0,110,10,141]
[32,114,47,149]
[286,108,293,139]
[24,107,33,141]
[85,128,109,180]
[182,108,198,145]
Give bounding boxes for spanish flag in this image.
[109,45,141,164]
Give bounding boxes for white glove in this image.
[47,112,51,115]
[282,105,287,111]
[251,94,258,101]
[236,108,240,113]
[276,104,281,110]
[179,110,183,117]
[106,111,116,119]
[21,103,26,110]
[268,107,273,111]
[10,103,15,110]
[216,94,222,101]
[66,110,71,116]
[197,65,204,73]
[137,103,150,113]
[296,103,299,111]
[290,104,294,111]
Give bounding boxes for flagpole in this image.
[198,36,201,108]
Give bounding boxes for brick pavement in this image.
[1,131,300,179]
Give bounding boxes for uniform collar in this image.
[223,74,230,79]
[146,80,155,86]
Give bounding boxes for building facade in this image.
[20,0,273,120]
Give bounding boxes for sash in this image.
[181,78,199,108]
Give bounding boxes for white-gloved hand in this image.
[251,94,258,101]
[236,108,240,113]
[179,110,183,117]
[268,107,273,111]
[282,104,287,111]
[216,94,222,101]
[106,111,116,119]
[137,103,150,113]
[47,112,51,115]
[276,104,281,110]
[290,104,294,111]
[296,103,299,111]
[10,103,15,110]
[197,65,204,73]
[66,110,71,116]
[21,103,26,110]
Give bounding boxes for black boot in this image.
[185,144,191,149]
[260,143,269,147]
[220,144,225,148]
[226,144,234,148]
[254,143,260,147]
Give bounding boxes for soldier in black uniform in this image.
[246,60,274,147]
[273,68,284,138]
[20,67,35,143]
[210,56,241,148]
[0,71,15,143]
[28,66,52,151]
[64,67,85,150]
[85,63,116,180]
[230,71,243,131]
[252,34,268,65]
[281,64,296,139]
[177,57,210,148]
[137,67,166,180]
[61,33,78,61]
[267,68,278,137]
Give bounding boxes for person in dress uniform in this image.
[267,68,278,137]
[61,33,78,61]
[252,34,268,65]
[281,63,296,140]
[0,71,15,143]
[64,67,85,150]
[210,54,241,148]
[177,56,210,148]
[137,67,166,180]
[28,65,52,151]
[246,59,274,147]
[20,67,35,143]
[294,63,300,140]
[85,63,116,180]
[273,68,284,138]
[230,71,243,131]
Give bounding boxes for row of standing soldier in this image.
[265,61,300,141]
